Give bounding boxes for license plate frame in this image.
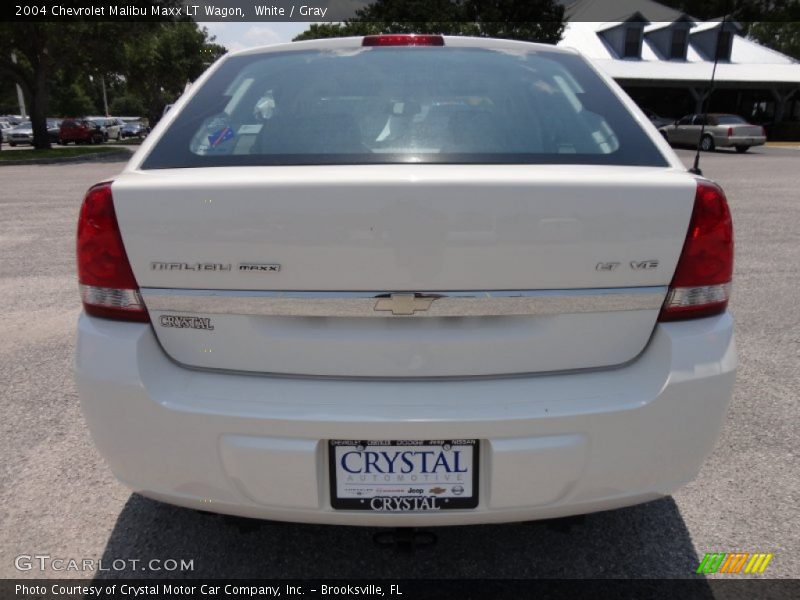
[329,439,479,511]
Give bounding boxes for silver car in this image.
[0,121,13,140]
[660,113,766,153]
[6,119,61,146]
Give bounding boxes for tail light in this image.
[363,34,445,47]
[659,181,733,321]
[76,182,149,322]
[761,126,767,138]
[727,127,733,137]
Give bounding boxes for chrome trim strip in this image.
[140,286,667,318]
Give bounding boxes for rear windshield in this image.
[142,46,668,169]
[712,115,747,125]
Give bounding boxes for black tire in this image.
[59,139,68,145]
[735,145,749,153]
[9,142,16,147]
[700,135,715,152]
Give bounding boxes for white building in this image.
[558,0,800,127]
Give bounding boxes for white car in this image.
[75,35,735,525]
[86,117,123,141]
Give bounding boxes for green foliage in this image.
[0,22,143,146]
[746,21,800,60]
[0,11,224,148]
[121,23,226,122]
[293,0,565,44]
[293,23,367,41]
[50,79,97,117]
[0,80,18,114]
[109,94,147,117]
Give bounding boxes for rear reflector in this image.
[363,34,445,47]
[76,182,149,322]
[659,180,733,321]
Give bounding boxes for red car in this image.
[59,118,105,144]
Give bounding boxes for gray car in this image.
[659,113,766,153]
[6,119,61,146]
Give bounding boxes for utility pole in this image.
[11,53,27,118]
[101,75,109,117]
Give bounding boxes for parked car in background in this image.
[6,123,32,146]
[644,109,673,129]
[85,117,122,141]
[0,120,13,143]
[6,119,61,146]
[660,113,766,152]
[107,118,125,141]
[59,118,105,144]
[1,115,29,126]
[120,120,149,139]
[76,35,736,526]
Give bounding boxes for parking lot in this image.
[0,146,798,580]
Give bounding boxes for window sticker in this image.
[208,126,234,148]
[237,124,263,135]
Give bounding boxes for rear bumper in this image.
[715,135,766,148]
[75,312,736,526]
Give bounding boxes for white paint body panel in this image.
[112,166,695,375]
[114,165,695,291]
[144,309,661,377]
[76,312,736,525]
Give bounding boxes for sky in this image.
[201,22,316,52]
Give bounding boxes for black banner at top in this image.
[5,1,369,22]
[3,0,799,22]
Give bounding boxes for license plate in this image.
[329,439,479,511]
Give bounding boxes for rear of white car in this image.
[75,35,735,525]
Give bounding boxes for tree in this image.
[0,24,78,148]
[0,17,225,147]
[120,23,225,123]
[746,21,800,60]
[50,77,98,117]
[293,0,565,44]
[0,22,148,148]
[109,93,146,117]
[0,79,19,114]
[293,23,373,41]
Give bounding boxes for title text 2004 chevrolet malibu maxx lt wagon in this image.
[75,35,735,525]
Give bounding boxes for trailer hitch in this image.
[373,527,438,552]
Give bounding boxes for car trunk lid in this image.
[113,164,696,377]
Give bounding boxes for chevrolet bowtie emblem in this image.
[374,293,436,316]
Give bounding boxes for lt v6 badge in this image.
[630,259,659,270]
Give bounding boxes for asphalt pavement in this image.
[0,146,797,580]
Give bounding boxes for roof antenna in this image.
[690,13,728,176]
